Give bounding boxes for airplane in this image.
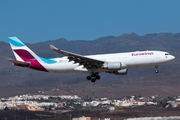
[7,37,175,83]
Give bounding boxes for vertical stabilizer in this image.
[8,37,39,62]
[8,37,48,72]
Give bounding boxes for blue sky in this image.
[0,0,180,43]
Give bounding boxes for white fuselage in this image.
[43,50,175,73]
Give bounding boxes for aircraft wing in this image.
[50,44,105,69]
[7,58,30,67]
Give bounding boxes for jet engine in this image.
[103,62,121,70]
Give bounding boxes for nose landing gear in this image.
[155,66,159,73]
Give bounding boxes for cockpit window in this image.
[165,53,169,55]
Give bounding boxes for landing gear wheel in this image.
[87,76,91,80]
[155,69,159,73]
[91,73,96,77]
[91,78,96,83]
[96,75,100,80]
[155,66,159,73]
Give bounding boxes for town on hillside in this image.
[1,92,180,120]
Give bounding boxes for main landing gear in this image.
[87,73,100,83]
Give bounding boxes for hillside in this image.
[0,33,180,98]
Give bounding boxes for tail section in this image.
[8,37,39,62]
[8,37,48,72]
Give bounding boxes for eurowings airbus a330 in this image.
[8,37,175,83]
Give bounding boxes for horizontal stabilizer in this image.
[7,58,30,67]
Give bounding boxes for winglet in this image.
[50,44,58,51]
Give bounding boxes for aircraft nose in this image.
[170,55,175,60]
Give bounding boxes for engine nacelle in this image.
[114,69,128,75]
[103,62,121,70]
